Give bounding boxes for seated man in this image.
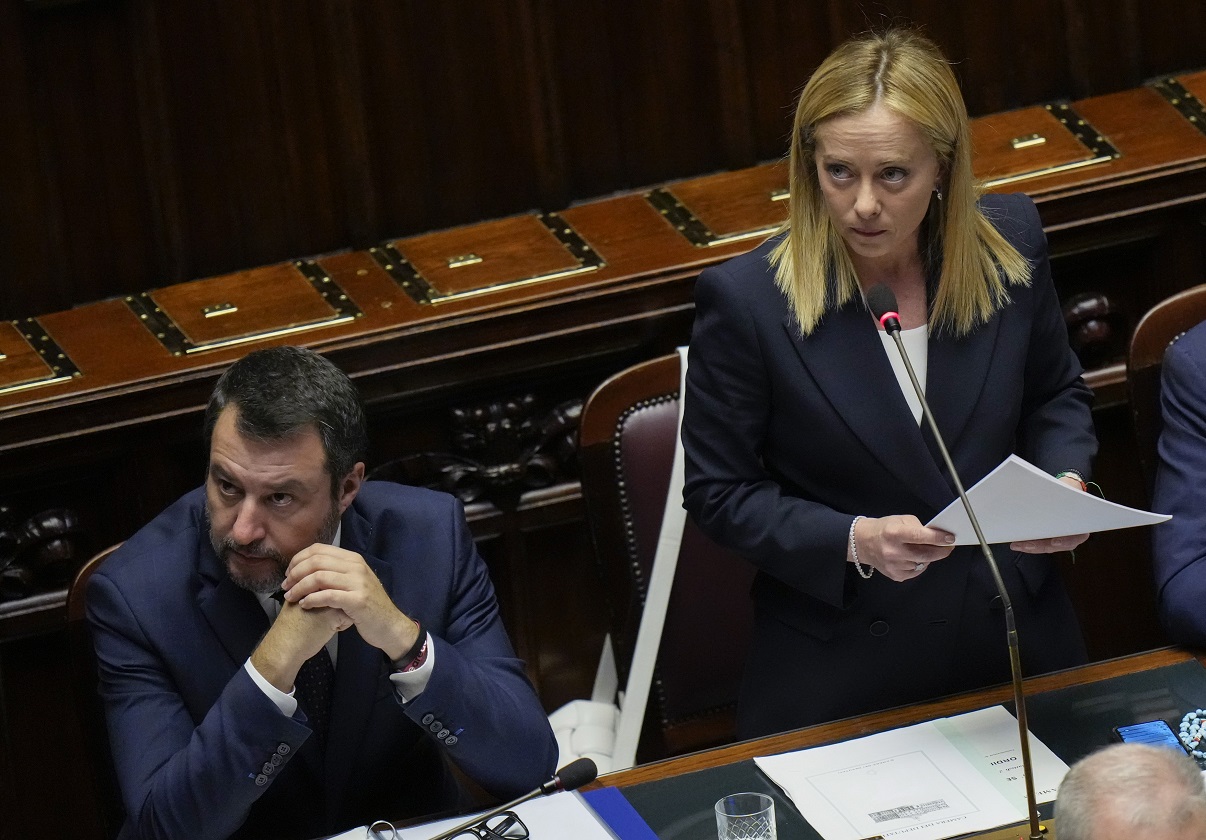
[87,346,558,840]
[1056,742,1206,839]
[1153,319,1206,647]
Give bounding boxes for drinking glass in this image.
[714,792,776,840]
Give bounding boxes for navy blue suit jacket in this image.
[87,481,557,840]
[683,193,1097,736]
[1153,319,1206,646]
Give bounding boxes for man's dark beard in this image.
[208,501,343,595]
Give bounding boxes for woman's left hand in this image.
[1009,474,1089,554]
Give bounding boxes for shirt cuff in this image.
[389,636,437,702]
[244,658,298,717]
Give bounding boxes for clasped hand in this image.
[281,545,420,662]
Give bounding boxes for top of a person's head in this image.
[1057,742,1206,840]
[203,346,368,491]
[770,26,1031,338]
[793,29,965,170]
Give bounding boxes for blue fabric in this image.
[87,481,557,840]
[582,788,660,840]
[682,193,1097,735]
[1153,319,1206,647]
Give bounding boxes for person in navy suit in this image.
[87,346,557,840]
[682,29,1097,737]
[1152,319,1206,647]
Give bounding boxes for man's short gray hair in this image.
[1057,742,1206,839]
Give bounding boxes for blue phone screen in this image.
[1115,721,1189,753]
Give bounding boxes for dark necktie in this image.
[271,591,335,750]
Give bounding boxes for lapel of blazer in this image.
[785,299,953,513]
[196,543,269,667]
[324,503,392,818]
[923,308,1002,472]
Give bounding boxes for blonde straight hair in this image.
[769,29,1032,336]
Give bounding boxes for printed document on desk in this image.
[926,454,1169,545]
[325,790,618,840]
[754,706,1068,840]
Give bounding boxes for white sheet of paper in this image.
[933,706,1068,806]
[755,718,1021,840]
[324,791,617,840]
[926,454,1169,545]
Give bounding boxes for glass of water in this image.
[714,792,776,840]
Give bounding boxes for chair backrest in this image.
[67,543,125,838]
[579,354,755,762]
[1127,284,1206,493]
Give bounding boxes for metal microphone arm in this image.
[885,328,1044,840]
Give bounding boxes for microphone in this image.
[425,758,598,840]
[867,285,1045,840]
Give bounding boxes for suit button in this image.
[869,620,890,637]
[270,754,282,767]
[262,763,274,775]
[429,720,443,733]
[422,713,435,726]
[444,735,458,746]
[437,728,450,739]
[276,743,290,756]
[255,774,268,786]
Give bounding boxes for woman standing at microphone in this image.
[682,29,1096,737]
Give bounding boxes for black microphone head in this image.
[554,757,598,792]
[865,284,898,321]
[866,284,902,333]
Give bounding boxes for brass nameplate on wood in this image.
[1011,134,1046,149]
[1149,77,1206,135]
[124,260,363,356]
[976,103,1119,188]
[0,318,81,396]
[370,212,604,306]
[646,163,789,247]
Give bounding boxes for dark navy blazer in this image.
[1153,319,1206,647]
[683,193,1097,736]
[87,481,557,840]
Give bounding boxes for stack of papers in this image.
[927,454,1168,544]
[755,706,1066,840]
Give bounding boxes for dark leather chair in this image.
[67,544,124,838]
[578,353,755,763]
[1127,284,1206,493]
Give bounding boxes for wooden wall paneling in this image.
[311,0,378,248]
[526,0,625,200]
[554,0,742,189]
[513,0,571,212]
[13,2,155,316]
[737,0,833,162]
[148,1,357,280]
[1135,2,1206,78]
[0,3,62,320]
[1060,0,1143,98]
[702,0,757,167]
[351,1,553,239]
[952,0,1073,115]
[125,0,187,290]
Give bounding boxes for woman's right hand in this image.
[850,515,956,582]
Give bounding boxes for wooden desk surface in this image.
[595,647,1198,790]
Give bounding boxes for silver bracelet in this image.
[849,515,873,579]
